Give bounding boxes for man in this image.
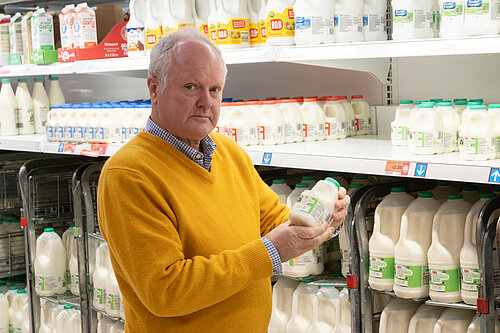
[97,27,350,332]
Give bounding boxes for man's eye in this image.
[210,87,220,93]
[186,85,195,91]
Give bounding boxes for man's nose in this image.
[197,89,213,109]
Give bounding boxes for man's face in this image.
[148,41,226,142]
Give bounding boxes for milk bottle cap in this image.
[400,100,414,105]
[9,287,18,290]
[391,187,405,193]
[302,176,316,181]
[470,99,484,103]
[325,177,340,189]
[448,194,463,200]
[303,97,318,103]
[295,183,309,189]
[1,79,11,83]
[325,97,340,102]
[419,102,435,109]
[437,101,453,107]
[17,78,27,83]
[481,193,496,199]
[44,228,54,232]
[33,77,43,82]
[430,99,443,103]
[415,101,425,105]
[468,101,482,106]
[454,98,468,103]
[455,100,468,106]
[63,305,73,309]
[16,290,26,294]
[418,192,434,198]
[351,95,364,99]
[50,77,59,81]
[470,105,487,111]
[300,278,315,283]
[337,96,348,100]
[489,104,500,109]
[273,179,287,185]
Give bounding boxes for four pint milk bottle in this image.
[436,101,459,153]
[408,304,444,333]
[308,286,339,333]
[369,187,414,291]
[301,97,325,142]
[351,95,372,135]
[337,96,356,137]
[268,277,299,333]
[460,105,497,161]
[162,0,195,37]
[34,228,67,296]
[0,78,18,136]
[258,99,285,145]
[145,0,163,53]
[0,291,7,333]
[266,0,295,45]
[428,194,471,303]
[280,98,304,143]
[332,288,351,333]
[193,0,210,37]
[287,280,318,333]
[379,297,419,333]
[434,308,475,333]
[394,192,441,299]
[93,242,109,311]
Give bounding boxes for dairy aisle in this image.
[0,0,499,332]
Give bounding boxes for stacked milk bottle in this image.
[39,300,82,333]
[268,277,351,333]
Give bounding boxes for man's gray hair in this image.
[148,26,227,92]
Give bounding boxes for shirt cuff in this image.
[261,238,282,276]
[330,225,342,239]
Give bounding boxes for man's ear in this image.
[147,76,159,107]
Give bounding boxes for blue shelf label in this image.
[489,168,500,184]
[262,153,272,165]
[58,143,65,152]
[414,163,428,178]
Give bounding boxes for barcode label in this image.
[241,31,249,44]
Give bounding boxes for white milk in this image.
[0,79,18,136]
[70,307,82,332]
[145,0,164,53]
[324,97,348,140]
[489,104,500,158]
[21,12,33,64]
[48,106,64,142]
[434,308,475,333]
[0,292,8,333]
[93,242,109,311]
[301,97,326,142]
[287,183,309,208]
[337,96,356,137]
[464,0,500,36]
[69,236,79,296]
[290,177,340,228]
[31,9,55,51]
[439,0,465,37]
[432,181,459,202]
[22,302,29,333]
[391,100,414,146]
[460,105,497,160]
[66,105,79,142]
[428,194,471,303]
[364,0,388,41]
[15,78,35,135]
[97,316,115,333]
[248,0,266,47]
[34,228,67,296]
[391,0,436,40]
[287,280,318,333]
[266,0,295,45]
[62,225,74,290]
[59,5,76,49]
[210,0,249,49]
[280,98,304,143]
[258,100,285,145]
[454,100,468,126]
[409,102,444,155]
[105,255,121,318]
[294,0,334,45]
[270,179,292,205]
[308,286,339,333]
[467,313,500,333]
[227,101,258,146]
[5,287,18,306]
[436,101,459,153]
[460,185,480,204]
[461,101,482,127]
[32,77,50,134]
[162,0,195,36]
[127,0,147,57]
[48,77,65,107]
[351,95,372,136]
[369,187,415,291]
[268,277,299,333]
[335,0,364,43]
[394,192,441,299]
[110,321,125,333]
[193,0,210,37]
[86,105,100,141]
[9,13,23,55]
[408,304,444,333]
[11,289,27,333]
[73,2,98,49]
[49,303,64,333]
[98,105,123,143]
[56,105,69,142]
[56,305,74,333]
[332,288,350,333]
[282,244,324,277]
[379,298,419,333]
[460,193,499,305]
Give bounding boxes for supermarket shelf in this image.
[0,135,43,152]
[426,300,477,311]
[89,232,104,242]
[0,269,26,278]
[93,306,124,323]
[0,63,74,77]
[41,292,80,307]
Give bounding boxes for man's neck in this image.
[178,137,201,151]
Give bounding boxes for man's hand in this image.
[331,187,350,230]
[264,222,335,263]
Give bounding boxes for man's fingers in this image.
[293,223,328,239]
[338,187,347,198]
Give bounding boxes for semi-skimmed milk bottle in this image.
[436,101,459,153]
[379,297,419,333]
[227,101,258,146]
[266,0,295,46]
[408,304,444,333]
[0,291,7,333]
[432,181,459,202]
[93,242,109,311]
[351,95,372,135]
[34,228,67,296]
[73,2,97,49]
[428,194,471,303]
[287,280,318,333]
[301,97,325,142]
[11,289,27,333]
[460,193,500,305]
[335,0,364,43]
[15,78,35,135]
[332,288,350,333]
[391,100,414,146]
[127,0,147,57]
[287,183,309,209]
[394,192,441,299]
[460,185,480,204]
[434,308,475,333]
[282,244,324,277]
[467,313,500,333]
[105,255,121,318]
[294,0,334,45]
[270,179,292,205]
[368,187,415,291]
[363,0,388,41]
[289,177,340,228]
[69,235,79,296]
[268,277,299,333]
[489,104,500,158]
[280,98,304,143]
[307,286,339,333]
[324,97,348,140]
[408,102,444,155]
[337,96,356,137]
[459,105,497,161]
[460,101,482,127]
[32,77,50,134]
[258,99,285,145]
[0,79,18,136]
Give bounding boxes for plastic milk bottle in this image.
[287,280,318,333]
[34,228,67,296]
[379,297,419,333]
[93,242,109,311]
[436,101,459,153]
[369,187,414,291]
[294,0,335,45]
[69,237,80,296]
[467,313,500,333]
[227,101,259,146]
[105,255,121,318]
[363,0,388,41]
[212,0,249,49]
[488,104,500,158]
[15,78,35,135]
[0,291,8,333]
[48,76,65,107]
[193,0,210,37]
[127,0,147,56]
[307,286,339,333]
[248,0,268,47]
[280,98,304,143]
[11,289,27,333]
[270,179,292,205]
[258,100,285,145]
[434,308,475,333]
[408,102,444,155]
[408,304,444,333]
[266,0,295,46]
[459,105,497,161]
[301,97,326,142]
[332,288,351,333]
[337,96,356,137]
[394,192,441,299]
[391,100,414,146]
[32,77,50,134]
[324,97,348,140]
[268,277,299,333]
[145,0,163,53]
[335,0,364,43]
[428,194,471,303]
[0,79,18,136]
[351,95,372,135]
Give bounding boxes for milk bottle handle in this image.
[149,0,160,22]
[335,298,343,325]
[191,0,198,20]
[311,294,320,326]
[37,237,48,257]
[216,0,226,15]
[291,292,299,318]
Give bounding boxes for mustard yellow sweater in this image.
[97,131,290,332]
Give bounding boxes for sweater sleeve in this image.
[97,167,274,318]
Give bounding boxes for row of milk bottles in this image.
[0,77,65,136]
[216,96,372,146]
[34,227,80,297]
[0,288,28,333]
[379,298,500,333]
[391,99,500,160]
[46,100,151,144]
[268,278,351,333]
[97,316,124,333]
[59,3,98,50]
[368,184,500,305]
[39,301,82,333]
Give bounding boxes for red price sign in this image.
[80,143,108,157]
[63,143,76,153]
[385,161,410,176]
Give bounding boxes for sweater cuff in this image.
[261,238,282,276]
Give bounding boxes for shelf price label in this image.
[80,143,108,157]
[58,143,76,153]
[489,168,500,184]
[385,160,410,176]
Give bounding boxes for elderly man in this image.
[97,27,350,332]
